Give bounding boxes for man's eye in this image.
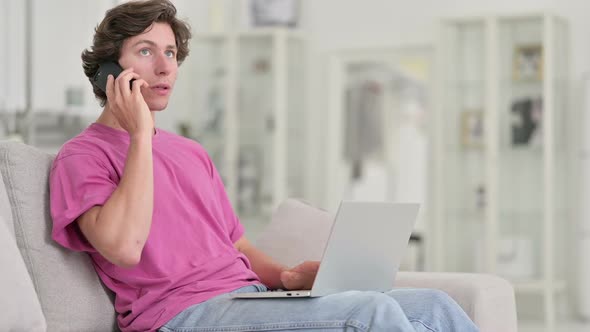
[165,50,176,58]
[140,49,151,56]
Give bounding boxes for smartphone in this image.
[92,62,135,93]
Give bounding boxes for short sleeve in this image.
[49,153,118,252]
[208,157,244,243]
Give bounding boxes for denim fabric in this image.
[158,285,479,332]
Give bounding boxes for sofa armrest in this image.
[395,271,517,332]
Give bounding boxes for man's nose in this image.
[154,53,173,76]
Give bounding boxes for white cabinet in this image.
[434,13,571,327]
[180,28,306,235]
[326,47,435,271]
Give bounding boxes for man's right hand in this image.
[105,68,152,138]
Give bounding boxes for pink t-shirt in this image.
[49,123,260,332]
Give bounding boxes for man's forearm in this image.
[237,238,287,289]
[95,133,154,257]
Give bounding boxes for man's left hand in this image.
[280,261,320,290]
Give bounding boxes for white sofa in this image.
[0,141,517,331]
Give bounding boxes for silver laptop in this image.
[231,201,419,299]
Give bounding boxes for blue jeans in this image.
[159,284,479,332]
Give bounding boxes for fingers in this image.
[106,68,137,103]
[281,261,320,290]
[290,261,320,273]
[280,271,298,289]
[116,69,139,97]
[281,270,314,290]
[131,78,149,94]
[105,74,115,102]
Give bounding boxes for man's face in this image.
[118,22,178,111]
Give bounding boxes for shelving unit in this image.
[179,28,306,236]
[325,47,434,271]
[434,13,570,329]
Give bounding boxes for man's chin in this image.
[147,101,168,112]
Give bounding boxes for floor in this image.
[519,320,590,332]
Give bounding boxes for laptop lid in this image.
[310,201,419,297]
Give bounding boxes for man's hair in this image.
[81,0,192,106]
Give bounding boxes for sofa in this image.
[0,141,518,332]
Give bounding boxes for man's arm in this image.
[234,236,320,290]
[77,70,154,268]
[77,134,153,268]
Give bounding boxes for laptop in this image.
[231,201,419,299]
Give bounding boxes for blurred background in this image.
[1,0,590,330]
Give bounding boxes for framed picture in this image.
[513,44,543,81]
[460,111,484,148]
[510,96,543,147]
[249,0,300,27]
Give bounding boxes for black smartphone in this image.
[92,62,135,93]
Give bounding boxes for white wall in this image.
[30,0,113,113]
[1,0,117,119]
[0,0,26,113]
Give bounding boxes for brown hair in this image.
[81,0,192,106]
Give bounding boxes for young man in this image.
[50,1,479,331]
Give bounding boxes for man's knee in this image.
[410,288,464,316]
[401,289,477,331]
[355,291,403,311]
[414,288,451,299]
[348,292,410,330]
[415,289,455,306]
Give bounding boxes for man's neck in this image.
[96,105,156,135]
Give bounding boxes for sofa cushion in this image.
[254,198,334,267]
[0,214,46,331]
[0,141,117,332]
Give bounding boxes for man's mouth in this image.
[151,83,171,95]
